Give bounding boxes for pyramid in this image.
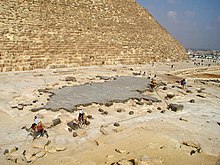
[0,0,187,72]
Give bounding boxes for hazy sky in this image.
[136,0,220,50]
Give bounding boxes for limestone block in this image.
[32,139,51,149]
[45,145,57,154]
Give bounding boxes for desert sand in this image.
[0,59,220,165]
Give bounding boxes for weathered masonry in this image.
[0,0,187,72]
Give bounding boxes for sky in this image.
[136,0,220,50]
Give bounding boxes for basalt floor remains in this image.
[43,76,159,112]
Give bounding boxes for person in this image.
[78,109,87,125]
[82,112,87,125]
[35,121,49,138]
[34,116,38,125]
[22,117,49,139]
[30,116,38,132]
[31,123,37,131]
[150,75,157,89]
[78,110,84,123]
[36,121,44,137]
[181,79,186,89]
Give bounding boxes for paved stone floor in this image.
[44,76,159,111]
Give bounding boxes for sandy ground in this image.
[0,59,220,165]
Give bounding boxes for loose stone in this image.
[114,122,120,127]
[189,99,195,103]
[161,110,165,114]
[102,111,108,115]
[65,76,76,82]
[116,108,123,113]
[52,118,61,126]
[73,132,78,137]
[168,104,184,112]
[98,108,104,112]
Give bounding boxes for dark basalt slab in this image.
[43,76,160,112]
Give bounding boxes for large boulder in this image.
[35,150,46,158]
[65,76,77,82]
[67,121,79,130]
[52,118,61,126]
[45,145,56,153]
[168,104,184,112]
[32,139,51,149]
[166,93,175,99]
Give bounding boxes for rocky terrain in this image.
[0,59,220,165]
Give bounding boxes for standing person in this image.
[150,75,157,89]
[78,109,87,127]
[78,110,84,123]
[82,112,87,125]
[181,79,186,89]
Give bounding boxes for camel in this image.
[22,122,49,140]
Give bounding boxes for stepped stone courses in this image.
[0,0,187,72]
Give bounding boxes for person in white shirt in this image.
[34,116,38,125]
